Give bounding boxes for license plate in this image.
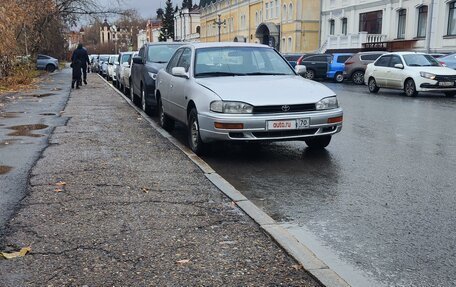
[267,118,310,130]
[439,82,454,87]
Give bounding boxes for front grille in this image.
[435,75,456,82]
[252,104,316,114]
[252,129,318,138]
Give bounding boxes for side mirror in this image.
[133,56,143,65]
[295,64,307,75]
[394,63,404,69]
[172,67,189,79]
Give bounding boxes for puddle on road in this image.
[28,93,55,98]
[0,166,13,175]
[51,88,62,91]
[0,112,25,119]
[0,139,18,147]
[40,113,57,116]
[7,124,48,137]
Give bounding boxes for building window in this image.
[282,37,286,52]
[282,4,287,21]
[397,9,406,39]
[266,3,269,19]
[256,11,259,26]
[288,3,293,21]
[329,19,335,35]
[448,2,456,35]
[341,18,347,35]
[276,0,279,19]
[359,10,383,34]
[417,6,428,38]
[288,37,292,52]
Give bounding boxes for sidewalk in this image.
[0,73,321,286]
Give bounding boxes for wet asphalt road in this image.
[138,82,456,287]
[0,70,70,232]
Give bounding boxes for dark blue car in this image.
[326,53,353,83]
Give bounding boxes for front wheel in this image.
[334,72,344,83]
[304,69,315,80]
[187,108,207,155]
[404,79,418,97]
[46,64,56,73]
[368,77,379,93]
[141,86,151,114]
[130,81,135,103]
[304,136,331,149]
[352,71,365,85]
[158,98,175,131]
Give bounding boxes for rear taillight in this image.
[297,55,304,65]
[439,61,447,67]
[345,61,354,65]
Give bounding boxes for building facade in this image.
[320,0,456,53]
[99,19,133,52]
[199,0,321,53]
[174,6,201,42]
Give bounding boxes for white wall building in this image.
[137,30,147,48]
[174,6,201,42]
[320,0,456,53]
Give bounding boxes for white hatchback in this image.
[365,52,456,97]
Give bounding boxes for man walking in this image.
[71,43,90,85]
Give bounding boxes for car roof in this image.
[382,51,427,56]
[181,42,272,49]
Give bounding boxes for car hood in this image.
[408,66,456,75]
[195,75,335,105]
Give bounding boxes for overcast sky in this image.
[117,0,184,19]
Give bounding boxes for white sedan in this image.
[156,43,343,154]
[365,52,456,97]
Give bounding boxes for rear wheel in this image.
[335,72,344,83]
[141,86,151,114]
[304,69,315,80]
[368,77,379,93]
[187,108,206,155]
[404,79,418,97]
[158,98,175,131]
[444,92,456,97]
[352,71,365,85]
[46,64,56,73]
[305,136,331,149]
[130,81,136,103]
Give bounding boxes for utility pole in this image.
[213,13,226,42]
[425,0,435,53]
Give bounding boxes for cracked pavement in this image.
[0,72,321,286]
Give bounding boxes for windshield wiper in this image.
[244,72,290,76]
[408,64,422,67]
[151,61,167,63]
[195,72,243,78]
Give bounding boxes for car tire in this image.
[404,79,418,97]
[304,69,315,80]
[352,71,365,85]
[141,86,152,115]
[368,77,380,93]
[158,98,175,131]
[187,108,207,155]
[444,92,455,97]
[46,64,56,73]
[130,81,136,103]
[304,135,331,149]
[334,72,344,83]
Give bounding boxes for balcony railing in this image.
[321,32,387,52]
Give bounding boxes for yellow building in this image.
[199,0,321,53]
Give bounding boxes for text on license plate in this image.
[439,82,454,86]
[267,119,310,130]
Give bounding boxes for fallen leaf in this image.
[142,188,149,194]
[54,188,63,193]
[291,264,302,270]
[176,259,190,264]
[55,181,66,186]
[0,247,31,259]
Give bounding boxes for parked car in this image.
[91,55,100,73]
[344,51,386,85]
[365,52,456,97]
[116,51,134,90]
[131,42,184,113]
[327,53,353,83]
[282,54,302,68]
[120,51,138,95]
[98,55,110,76]
[107,55,118,82]
[156,43,343,154]
[439,53,456,70]
[36,54,58,72]
[296,53,332,80]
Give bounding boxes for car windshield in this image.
[194,47,294,78]
[100,56,109,62]
[121,54,131,63]
[403,54,440,67]
[147,45,181,63]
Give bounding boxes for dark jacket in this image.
[71,47,90,68]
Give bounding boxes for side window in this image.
[375,55,391,67]
[177,48,192,72]
[361,54,383,61]
[166,49,184,73]
[337,55,351,63]
[37,55,46,60]
[306,55,327,62]
[389,55,403,67]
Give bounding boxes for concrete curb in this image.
[99,75,350,287]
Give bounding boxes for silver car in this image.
[117,51,137,93]
[36,54,58,72]
[156,43,343,154]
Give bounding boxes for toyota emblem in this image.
[281,105,290,112]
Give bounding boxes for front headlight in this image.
[316,96,339,110]
[210,101,253,114]
[420,72,436,80]
[148,72,157,80]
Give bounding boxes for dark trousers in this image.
[81,64,87,81]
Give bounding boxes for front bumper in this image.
[198,108,343,142]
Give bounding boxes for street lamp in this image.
[213,13,226,42]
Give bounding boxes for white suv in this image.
[365,52,456,97]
